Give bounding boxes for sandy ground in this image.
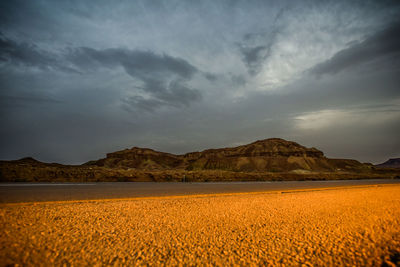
[1,186,400,266]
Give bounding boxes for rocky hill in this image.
[375,158,400,168]
[1,138,398,182]
[86,147,183,170]
[87,138,367,172]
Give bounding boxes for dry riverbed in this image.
[1,185,400,266]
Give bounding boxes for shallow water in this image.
[1,179,399,203]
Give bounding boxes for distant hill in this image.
[375,158,400,168]
[1,138,399,182]
[86,138,368,172]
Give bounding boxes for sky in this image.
[1,0,400,164]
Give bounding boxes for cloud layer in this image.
[1,0,400,164]
[311,20,400,75]
[68,47,202,109]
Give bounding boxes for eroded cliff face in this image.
[2,138,398,182]
[87,138,366,172]
[93,148,182,170]
[184,138,324,158]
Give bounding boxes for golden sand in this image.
[1,185,400,266]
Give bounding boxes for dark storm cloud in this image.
[238,45,270,75]
[0,34,77,73]
[238,30,278,75]
[0,33,57,69]
[144,79,201,106]
[237,6,285,76]
[204,73,218,81]
[0,35,46,66]
[68,47,197,79]
[67,47,201,109]
[0,33,203,110]
[122,78,201,111]
[312,20,400,76]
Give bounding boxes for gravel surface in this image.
[1,186,400,266]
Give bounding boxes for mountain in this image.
[86,138,367,172]
[86,147,183,170]
[2,138,398,182]
[375,158,400,168]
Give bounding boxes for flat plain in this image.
[1,185,400,266]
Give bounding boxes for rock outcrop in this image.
[2,138,399,182]
[89,147,182,170]
[375,158,400,168]
[86,138,367,172]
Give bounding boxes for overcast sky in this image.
[1,0,400,164]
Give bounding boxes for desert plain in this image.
[1,185,400,266]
